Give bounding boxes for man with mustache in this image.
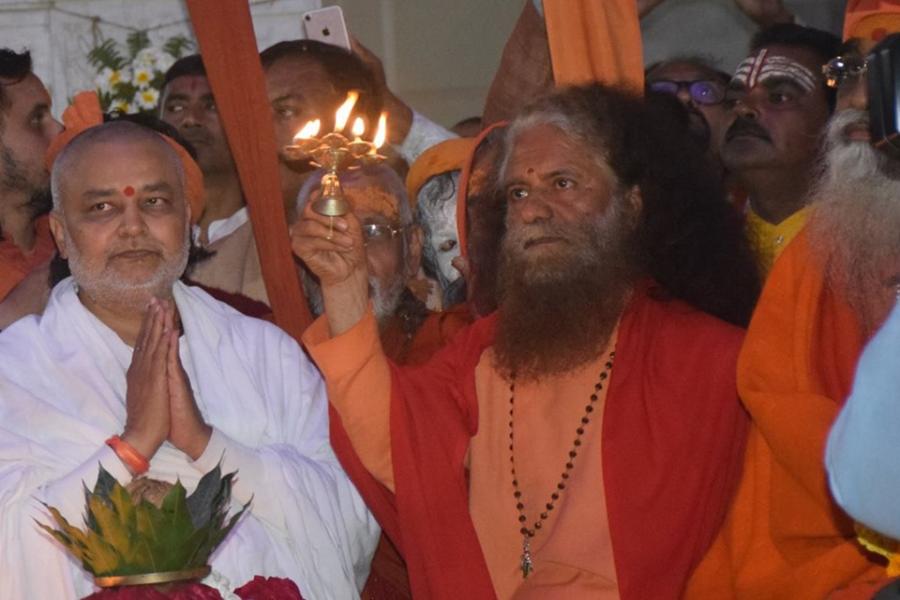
[0,48,62,301]
[686,4,900,599]
[294,85,760,599]
[722,24,840,275]
[0,119,379,598]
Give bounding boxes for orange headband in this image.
[45,91,205,225]
[843,0,900,42]
[456,121,508,260]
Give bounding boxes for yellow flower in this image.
[132,68,153,89]
[110,99,134,114]
[134,88,160,111]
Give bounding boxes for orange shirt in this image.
[470,343,619,599]
[0,215,55,301]
[305,313,620,599]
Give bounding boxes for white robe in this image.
[0,278,379,599]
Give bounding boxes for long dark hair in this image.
[500,84,761,326]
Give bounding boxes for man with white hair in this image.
[0,120,379,599]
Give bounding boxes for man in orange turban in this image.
[686,3,900,598]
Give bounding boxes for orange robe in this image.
[685,228,886,599]
[308,285,748,599]
[0,216,55,302]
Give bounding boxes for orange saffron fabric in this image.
[686,229,886,599]
[544,0,644,91]
[0,215,55,302]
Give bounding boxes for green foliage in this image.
[87,39,126,71]
[163,36,194,60]
[38,465,249,577]
[126,31,151,59]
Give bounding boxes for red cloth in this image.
[328,285,748,599]
[185,0,311,341]
[0,215,55,301]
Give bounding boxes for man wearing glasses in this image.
[294,163,469,366]
[646,58,731,165]
[687,6,900,599]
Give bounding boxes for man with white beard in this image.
[0,120,379,599]
[686,13,900,598]
[296,164,471,366]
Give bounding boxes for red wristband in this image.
[106,435,150,475]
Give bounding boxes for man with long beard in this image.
[0,48,62,302]
[686,6,900,598]
[0,120,379,599]
[294,84,760,600]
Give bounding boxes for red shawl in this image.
[328,286,747,599]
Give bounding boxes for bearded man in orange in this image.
[294,85,760,600]
[686,4,900,598]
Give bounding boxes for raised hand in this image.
[291,197,366,287]
[160,299,211,461]
[122,298,171,462]
[291,197,370,336]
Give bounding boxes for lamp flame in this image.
[373,112,387,149]
[334,91,359,132]
[351,117,365,138]
[295,119,321,140]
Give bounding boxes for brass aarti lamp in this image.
[283,91,388,233]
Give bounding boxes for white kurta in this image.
[0,278,379,599]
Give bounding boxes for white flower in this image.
[134,87,159,111]
[95,67,131,94]
[135,47,164,68]
[131,67,154,89]
[155,52,175,73]
[110,99,135,114]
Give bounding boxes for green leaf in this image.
[93,465,118,499]
[126,31,151,58]
[108,482,136,533]
[163,36,194,59]
[186,463,222,529]
[87,39,126,70]
[88,495,131,558]
[42,504,89,551]
[80,530,122,575]
[155,481,195,570]
[134,500,164,545]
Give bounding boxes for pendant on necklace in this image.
[520,535,534,578]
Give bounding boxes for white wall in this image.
[0,0,320,115]
[0,0,846,127]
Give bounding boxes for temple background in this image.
[0,0,843,128]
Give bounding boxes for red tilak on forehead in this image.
[527,168,535,175]
[123,185,135,197]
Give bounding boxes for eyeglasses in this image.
[361,222,405,247]
[647,79,727,105]
[822,55,867,89]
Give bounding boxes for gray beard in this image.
[65,224,190,314]
[303,270,406,327]
[807,109,900,333]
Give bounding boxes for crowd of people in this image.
[1,0,900,598]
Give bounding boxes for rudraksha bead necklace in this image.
[508,351,615,578]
